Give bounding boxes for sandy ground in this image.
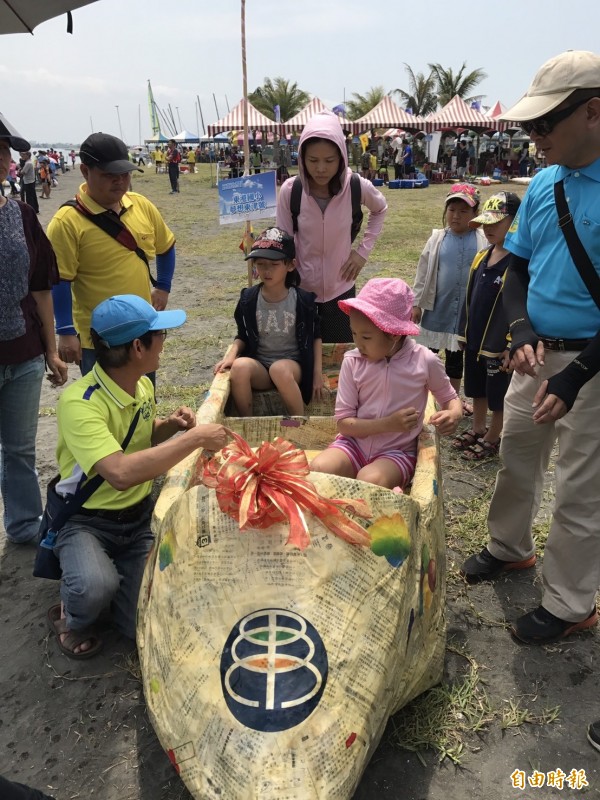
[1,169,599,799]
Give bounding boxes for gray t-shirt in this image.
[255,287,300,367]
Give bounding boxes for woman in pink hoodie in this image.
[276,111,387,343]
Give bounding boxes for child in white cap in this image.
[311,278,462,490]
[412,184,487,415]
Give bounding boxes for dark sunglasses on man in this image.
[521,95,595,137]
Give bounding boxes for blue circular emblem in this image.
[220,608,328,732]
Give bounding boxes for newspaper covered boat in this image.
[137,343,447,799]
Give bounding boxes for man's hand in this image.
[510,341,545,377]
[45,352,69,386]
[58,334,81,364]
[411,306,422,324]
[340,250,366,282]
[151,288,169,311]
[532,380,568,424]
[196,424,232,453]
[169,406,196,431]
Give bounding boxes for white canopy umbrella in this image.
[0,0,98,34]
[173,130,200,143]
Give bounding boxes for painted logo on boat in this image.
[221,608,328,731]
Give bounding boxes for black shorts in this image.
[316,286,355,343]
[429,348,463,380]
[463,349,510,411]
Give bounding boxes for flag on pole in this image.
[471,100,481,111]
[274,105,281,123]
[359,133,369,153]
[239,224,255,256]
[147,80,161,136]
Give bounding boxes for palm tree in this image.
[391,65,437,116]
[428,62,487,107]
[345,86,386,120]
[248,77,310,122]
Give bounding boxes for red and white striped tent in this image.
[351,96,426,133]
[486,100,506,120]
[207,98,281,137]
[281,97,353,133]
[424,95,508,133]
[486,99,522,130]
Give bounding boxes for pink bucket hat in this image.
[338,278,420,336]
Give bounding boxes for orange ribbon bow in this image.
[201,432,372,550]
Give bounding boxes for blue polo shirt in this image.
[505,159,600,338]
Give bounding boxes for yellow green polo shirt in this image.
[47,183,175,348]
[56,364,155,510]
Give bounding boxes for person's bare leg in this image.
[268,359,304,416]
[229,358,272,417]
[310,448,356,478]
[357,458,404,489]
[471,396,489,437]
[482,409,503,443]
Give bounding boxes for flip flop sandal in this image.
[461,439,501,462]
[47,603,103,660]
[451,429,487,450]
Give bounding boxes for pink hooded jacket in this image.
[276,111,387,304]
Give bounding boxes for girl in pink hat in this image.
[311,278,462,490]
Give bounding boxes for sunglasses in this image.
[521,96,591,137]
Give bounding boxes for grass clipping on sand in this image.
[390,644,560,766]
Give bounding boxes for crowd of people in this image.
[2,49,600,798]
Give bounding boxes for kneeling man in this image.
[49,294,229,658]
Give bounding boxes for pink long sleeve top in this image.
[334,338,458,460]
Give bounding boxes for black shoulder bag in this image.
[61,198,157,287]
[33,408,142,580]
[554,179,600,310]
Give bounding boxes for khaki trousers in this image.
[487,351,600,622]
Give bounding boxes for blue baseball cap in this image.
[91,295,186,346]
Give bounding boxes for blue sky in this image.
[0,0,597,144]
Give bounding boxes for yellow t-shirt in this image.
[187,150,196,165]
[47,184,175,348]
[56,364,155,510]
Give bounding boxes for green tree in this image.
[428,62,487,107]
[248,77,310,122]
[345,86,386,120]
[391,65,437,116]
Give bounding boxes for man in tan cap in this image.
[461,51,600,644]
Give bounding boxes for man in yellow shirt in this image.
[48,133,177,375]
[48,294,230,659]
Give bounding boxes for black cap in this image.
[0,112,30,152]
[245,227,296,261]
[79,132,142,174]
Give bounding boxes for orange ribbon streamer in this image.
[202,432,372,550]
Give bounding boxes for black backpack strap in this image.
[61,198,157,287]
[349,172,364,244]
[290,176,303,234]
[554,179,600,311]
